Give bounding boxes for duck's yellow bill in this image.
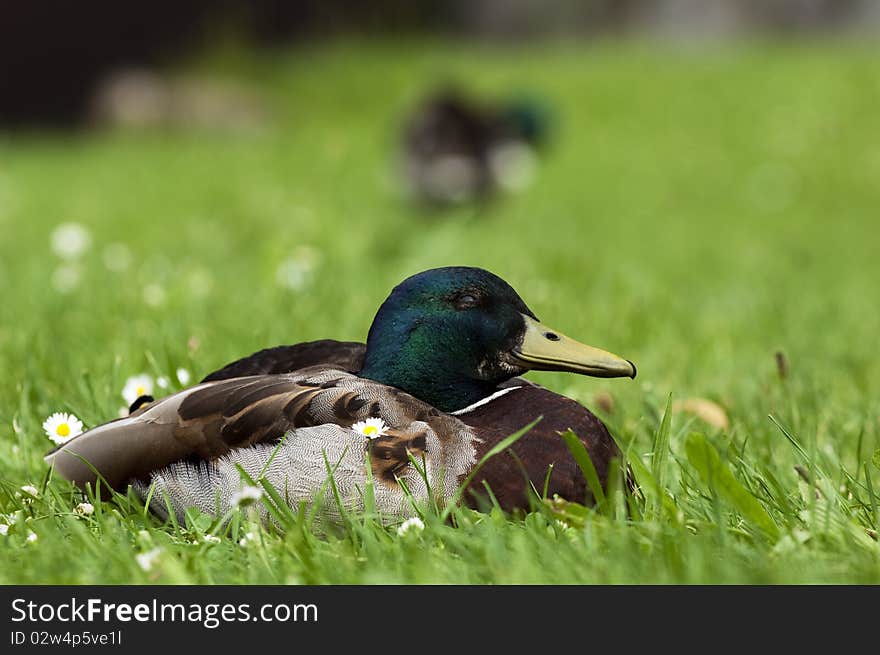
[512,314,636,379]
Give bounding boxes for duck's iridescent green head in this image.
[359,267,635,413]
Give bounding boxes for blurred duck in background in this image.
[400,87,550,206]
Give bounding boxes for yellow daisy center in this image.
[136,386,146,396]
[363,425,378,436]
[57,423,70,437]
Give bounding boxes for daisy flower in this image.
[52,264,81,294]
[176,367,191,386]
[135,547,161,572]
[351,417,388,439]
[75,502,95,516]
[102,242,132,272]
[275,246,320,292]
[50,222,91,260]
[142,284,166,307]
[156,375,170,390]
[397,517,425,537]
[122,374,154,406]
[43,412,84,445]
[230,485,263,508]
[20,485,39,498]
[0,524,9,536]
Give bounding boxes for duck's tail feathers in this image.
[44,411,193,493]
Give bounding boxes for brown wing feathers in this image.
[45,370,448,495]
[46,376,325,491]
[174,377,317,448]
[368,432,429,484]
[200,340,366,382]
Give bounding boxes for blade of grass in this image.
[559,429,606,512]
[769,414,810,462]
[440,417,539,521]
[541,463,554,500]
[652,393,673,502]
[624,450,678,522]
[864,463,879,530]
[684,432,779,541]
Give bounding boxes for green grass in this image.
[2,38,879,584]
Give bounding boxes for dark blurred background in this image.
[3,0,879,127]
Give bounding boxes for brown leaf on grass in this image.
[592,391,615,414]
[672,398,730,430]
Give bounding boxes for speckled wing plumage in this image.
[46,367,480,520]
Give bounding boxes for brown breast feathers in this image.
[459,385,622,511]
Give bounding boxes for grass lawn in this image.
[1,39,879,584]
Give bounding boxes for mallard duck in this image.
[45,267,634,520]
[401,89,549,205]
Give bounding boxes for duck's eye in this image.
[455,293,478,309]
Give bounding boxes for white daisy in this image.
[156,375,169,389]
[75,502,95,516]
[51,264,81,294]
[122,374,154,406]
[187,269,214,298]
[50,222,91,260]
[351,417,388,439]
[176,367,191,385]
[275,247,320,291]
[230,485,263,508]
[102,242,132,272]
[396,517,425,537]
[20,485,39,497]
[0,524,9,536]
[142,283,166,307]
[42,412,84,445]
[135,547,161,572]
